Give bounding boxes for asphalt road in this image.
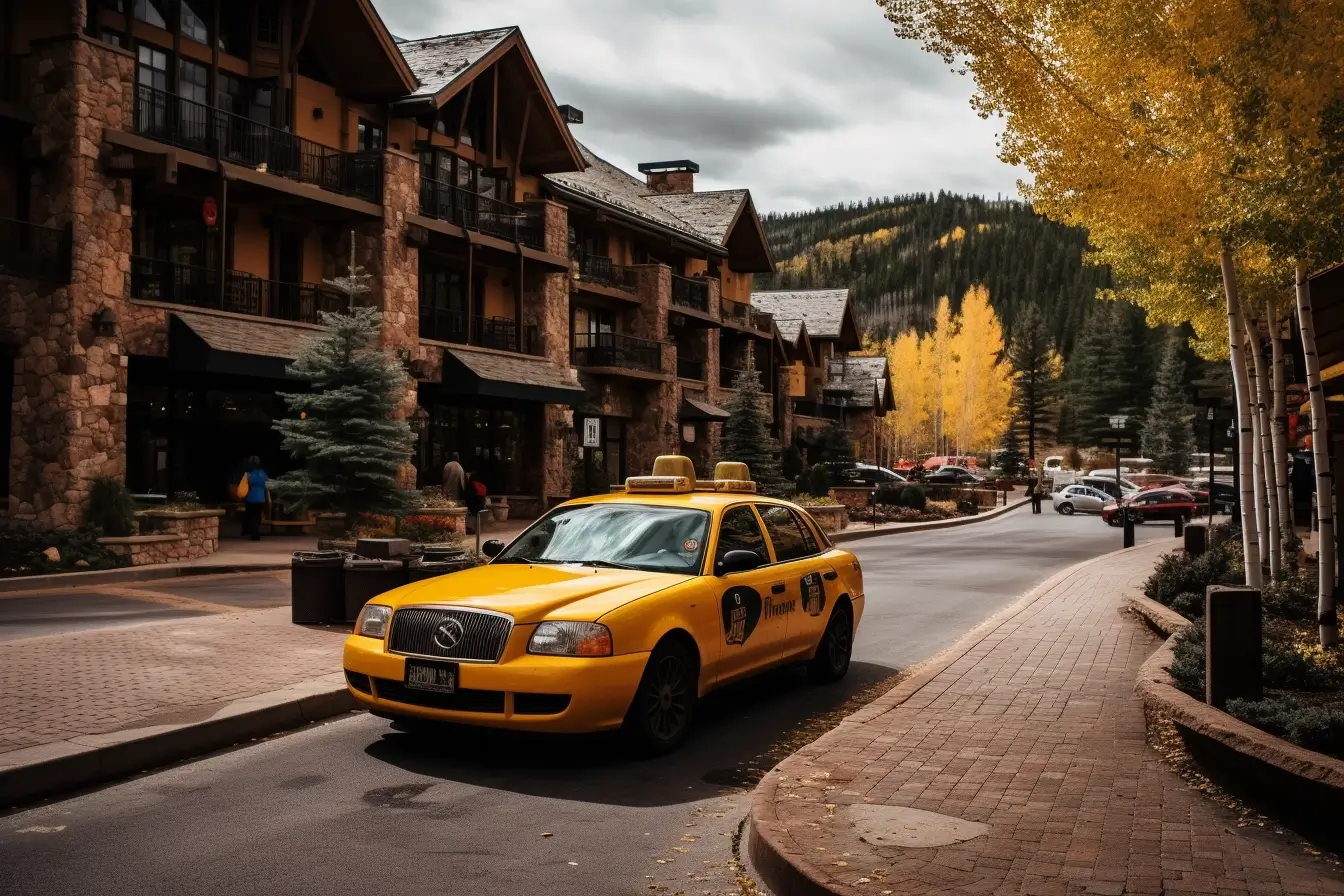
[0,509,1169,896]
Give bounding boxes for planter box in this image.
[101,509,224,566]
[407,507,467,534]
[799,503,847,533]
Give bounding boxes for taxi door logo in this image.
[721,586,762,645]
[802,572,826,616]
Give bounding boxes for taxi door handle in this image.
[770,583,786,594]
[823,571,838,581]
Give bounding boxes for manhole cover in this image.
[845,804,989,848]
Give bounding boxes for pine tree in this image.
[998,423,1027,476]
[721,343,783,489]
[1065,303,1148,445]
[270,305,416,527]
[1005,302,1062,461]
[1141,333,1197,475]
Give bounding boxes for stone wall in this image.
[8,37,135,526]
[100,509,223,566]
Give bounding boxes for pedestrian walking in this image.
[241,456,270,541]
[1028,475,1043,514]
[442,452,466,503]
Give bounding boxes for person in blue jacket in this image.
[243,456,270,541]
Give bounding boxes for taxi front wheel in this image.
[808,605,853,684]
[625,641,698,755]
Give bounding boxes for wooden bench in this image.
[263,508,316,535]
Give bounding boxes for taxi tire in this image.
[808,604,853,684]
[624,641,698,756]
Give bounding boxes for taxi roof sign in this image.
[651,455,697,482]
[713,462,749,481]
[625,475,694,494]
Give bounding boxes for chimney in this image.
[557,104,584,124]
[639,160,699,194]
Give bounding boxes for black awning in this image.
[440,346,587,405]
[680,394,731,421]
[169,313,305,380]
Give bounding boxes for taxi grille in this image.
[387,607,512,662]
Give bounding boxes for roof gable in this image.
[646,190,774,273]
[750,289,857,347]
[397,27,516,100]
[306,0,418,100]
[828,355,894,413]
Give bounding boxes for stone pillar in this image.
[521,199,574,503]
[8,37,134,526]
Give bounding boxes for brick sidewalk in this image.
[0,607,346,757]
[751,542,1344,896]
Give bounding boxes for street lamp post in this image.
[1109,415,1133,548]
[1207,406,1216,520]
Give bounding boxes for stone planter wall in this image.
[99,509,223,566]
[799,503,847,534]
[405,506,467,533]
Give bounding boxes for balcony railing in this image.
[677,356,707,381]
[722,298,773,332]
[576,253,638,293]
[792,399,845,421]
[572,331,662,373]
[133,85,382,203]
[670,274,709,312]
[129,256,344,324]
[0,218,71,283]
[419,307,540,355]
[419,178,544,249]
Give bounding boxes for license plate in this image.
[405,659,458,693]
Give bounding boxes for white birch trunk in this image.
[1268,303,1293,563]
[1294,260,1338,646]
[1222,249,1263,587]
[1247,317,1280,576]
[1246,338,1271,571]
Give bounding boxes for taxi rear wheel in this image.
[625,641,697,755]
[808,605,853,684]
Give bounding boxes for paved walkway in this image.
[0,605,346,759]
[751,541,1344,896]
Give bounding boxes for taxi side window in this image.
[789,509,821,555]
[758,505,810,562]
[716,506,768,568]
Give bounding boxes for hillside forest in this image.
[758,193,1214,460]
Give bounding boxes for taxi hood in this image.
[382,562,688,624]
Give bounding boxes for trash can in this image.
[291,551,347,625]
[408,559,472,582]
[421,546,470,563]
[344,559,408,622]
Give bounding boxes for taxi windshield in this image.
[494,503,710,574]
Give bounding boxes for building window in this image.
[356,119,385,152]
[133,0,168,29]
[249,82,274,127]
[99,30,124,47]
[178,59,208,105]
[256,1,280,44]
[135,45,170,134]
[180,0,210,44]
[217,73,245,116]
[136,45,169,92]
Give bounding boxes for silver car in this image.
[1052,485,1115,515]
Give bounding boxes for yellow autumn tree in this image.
[944,285,1014,452]
[867,329,933,459]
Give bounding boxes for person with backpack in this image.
[464,471,487,535]
[238,456,270,541]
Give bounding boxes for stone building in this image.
[1,3,783,527]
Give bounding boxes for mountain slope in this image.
[758,192,1113,358]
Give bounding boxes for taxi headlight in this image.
[528,622,613,657]
[355,604,392,639]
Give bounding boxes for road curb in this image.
[0,676,355,809]
[0,562,291,595]
[747,540,1157,896]
[830,497,1029,543]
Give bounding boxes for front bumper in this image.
[342,635,649,733]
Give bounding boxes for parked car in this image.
[921,455,980,471]
[925,465,984,484]
[1130,473,1187,490]
[825,463,907,488]
[1079,474,1140,500]
[1101,488,1199,526]
[1187,479,1237,514]
[1051,484,1116,516]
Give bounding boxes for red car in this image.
[1102,488,1200,526]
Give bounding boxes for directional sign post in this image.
[1104,418,1134,547]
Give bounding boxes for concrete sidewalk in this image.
[750,542,1344,896]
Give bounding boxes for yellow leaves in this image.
[934,226,966,248]
[778,229,900,276]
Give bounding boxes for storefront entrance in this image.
[417,392,542,497]
[126,356,301,502]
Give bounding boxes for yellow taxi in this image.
[342,457,865,753]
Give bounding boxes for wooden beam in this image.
[491,64,499,167]
[514,92,533,180]
[218,176,229,307]
[293,0,316,54]
[210,0,220,105]
[456,81,474,145]
[466,241,475,344]
[278,0,292,129]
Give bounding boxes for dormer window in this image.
[133,0,168,29]
[256,1,280,45]
[181,0,210,44]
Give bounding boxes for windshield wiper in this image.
[494,556,563,565]
[573,559,641,570]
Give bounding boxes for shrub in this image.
[1167,623,1205,696]
[1262,575,1316,622]
[1170,591,1204,618]
[1143,543,1242,616]
[355,514,398,538]
[1226,695,1344,757]
[0,521,129,577]
[794,494,837,505]
[806,464,830,499]
[398,514,461,544]
[164,491,203,511]
[898,484,926,511]
[86,477,136,537]
[1262,633,1344,692]
[781,444,804,481]
[416,486,459,509]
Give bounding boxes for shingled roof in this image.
[827,355,893,412]
[545,145,725,254]
[645,190,747,245]
[396,27,516,100]
[172,311,316,360]
[750,289,854,342]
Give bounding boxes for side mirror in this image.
[481,539,506,558]
[717,549,763,576]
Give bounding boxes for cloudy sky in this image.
[372,0,1022,213]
